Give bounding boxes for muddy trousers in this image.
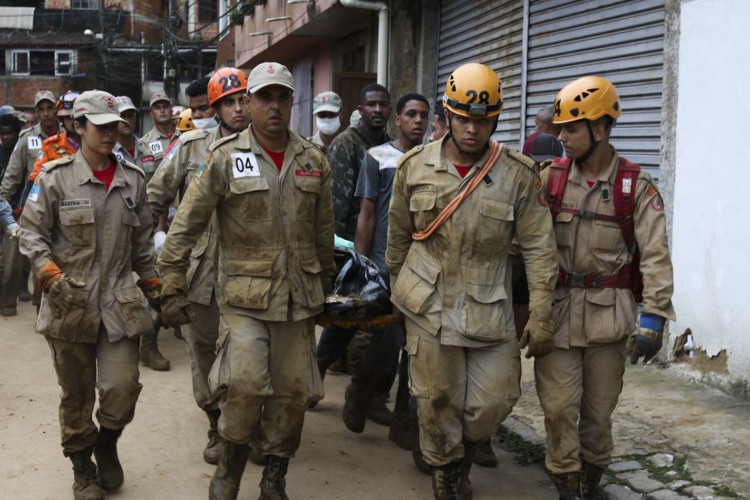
[0,232,24,309]
[405,318,521,467]
[215,313,320,457]
[534,340,627,474]
[183,294,220,411]
[46,325,142,456]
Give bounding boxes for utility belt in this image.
[557,266,632,289]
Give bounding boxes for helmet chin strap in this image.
[574,120,598,164]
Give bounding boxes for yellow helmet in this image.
[176,108,195,131]
[552,76,621,124]
[443,63,503,118]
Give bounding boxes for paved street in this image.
[0,300,556,499]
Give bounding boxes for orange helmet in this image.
[552,76,621,124]
[208,67,247,106]
[56,90,80,117]
[443,63,503,118]
[175,108,195,131]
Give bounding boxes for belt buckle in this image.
[567,272,586,287]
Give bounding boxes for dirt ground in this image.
[0,300,557,499]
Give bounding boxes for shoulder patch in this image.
[43,155,74,172]
[208,132,238,152]
[180,128,209,144]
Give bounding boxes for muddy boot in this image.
[204,410,225,465]
[140,332,170,371]
[581,462,605,499]
[366,392,394,426]
[94,427,123,491]
[69,448,105,500]
[209,442,249,500]
[258,455,290,500]
[411,415,431,475]
[472,437,497,467]
[247,444,268,466]
[430,461,462,500]
[342,383,367,433]
[457,441,478,500]
[550,472,582,500]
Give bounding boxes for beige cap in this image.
[72,90,126,125]
[247,62,295,94]
[116,95,137,113]
[313,91,342,114]
[149,92,172,107]
[34,90,56,107]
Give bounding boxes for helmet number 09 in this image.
[219,74,242,92]
[466,90,490,105]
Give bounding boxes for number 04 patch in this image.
[231,153,260,178]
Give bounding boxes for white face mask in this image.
[192,117,218,130]
[316,116,340,136]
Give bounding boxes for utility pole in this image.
[163,0,181,103]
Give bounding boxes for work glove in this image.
[627,313,665,364]
[160,291,195,327]
[153,230,167,257]
[137,277,162,311]
[6,222,21,239]
[519,316,555,359]
[47,275,87,319]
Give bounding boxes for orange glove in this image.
[137,277,162,311]
[38,261,65,291]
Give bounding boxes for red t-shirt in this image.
[454,164,472,179]
[263,147,285,172]
[128,146,135,158]
[586,179,596,188]
[93,161,117,190]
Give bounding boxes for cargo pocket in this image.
[299,258,324,308]
[114,287,154,338]
[460,283,510,342]
[59,208,95,247]
[223,260,273,309]
[120,209,141,247]
[208,325,231,398]
[294,174,321,221]
[478,198,514,246]
[553,212,576,250]
[229,177,271,221]
[409,189,437,231]
[583,289,617,344]
[405,334,429,398]
[391,254,440,314]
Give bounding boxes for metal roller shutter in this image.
[437,0,524,145]
[524,0,665,177]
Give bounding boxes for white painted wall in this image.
[673,0,750,380]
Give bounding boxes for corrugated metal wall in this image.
[437,0,665,177]
[437,0,524,144]
[524,0,665,175]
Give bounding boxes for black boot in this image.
[472,437,497,467]
[204,410,225,465]
[410,415,431,475]
[209,442,249,500]
[581,462,605,499]
[550,472,582,500]
[258,455,290,500]
[430,461,462,500]
[94,427,123,491]
[457,441,478,500]
[140,332,170,371]
[69,448,105,500]
[342,383,367,433]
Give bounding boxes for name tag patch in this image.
[295,169,321,178]
[60,199,92,208]
[27,136,42,150]
[231,153,260,178]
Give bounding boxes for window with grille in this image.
[11,50,77,76]
[199,0,218,22]
[72,0,99,9]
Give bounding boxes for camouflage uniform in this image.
[386,138,558,466]
[147,126,221,411]
[158,125,335,455]
[327,122,389,240]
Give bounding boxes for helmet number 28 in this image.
[219,74,242,92]
[466,90,490,105]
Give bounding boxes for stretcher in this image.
[315,312,404,330]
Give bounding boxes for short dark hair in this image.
[73,116,88,129]
[433,100,446,122]
[359,83,389,104]
[0,114,22,134]
[186,76,211,98]
[396,93,429,115]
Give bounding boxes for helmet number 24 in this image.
[466,90,490,105]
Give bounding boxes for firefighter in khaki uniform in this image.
[536,76,675,499]
[148,67,251,465]
[386,63,559,499]
[158,62,334,500]
[19,90,159,500]
[138,92,177,181]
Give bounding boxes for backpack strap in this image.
[612,157,640,252]
[545,157,572,220]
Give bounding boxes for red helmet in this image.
[56,91,80,117]
[208,68,247,106]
